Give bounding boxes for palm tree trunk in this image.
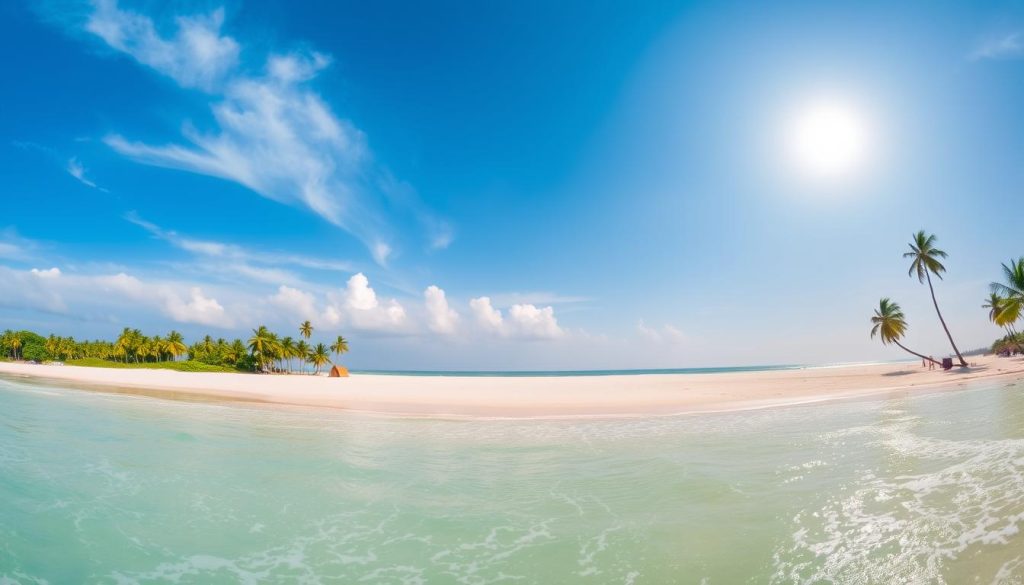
[925,271,967,367]
[894,340,942,366]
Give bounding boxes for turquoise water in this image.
[1,375,1023,584]
[349,365,803,377]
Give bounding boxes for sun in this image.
[788,99,869,179]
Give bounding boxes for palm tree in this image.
[11,333,21,360]
[152,335,165,361]
[308,343,331,375]
[330,335,349,362]
[299,320,313,341]
[984,292,1024,353]
[248,326,273,372]
[280,336,296,373]
[166,331,187,362]
[871,298,941,366]
[225,339,247,366]
[991,257,1024,324]
[295,340,310,374]
[904,230,967,367]
[265,332,282,372]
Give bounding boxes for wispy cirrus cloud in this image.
[970,32,1024,60]
[66,157,107,191]
[125,213,354,285]
[0,228,42,263]
[86,1,239,91]
[76,0,450,265]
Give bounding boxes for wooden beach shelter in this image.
[329,365,349,378]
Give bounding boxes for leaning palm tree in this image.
[330,335,349,362]
[871,298,941,366]
[308,343,332,375]
[904,230,966,367]
[299,320,313,341]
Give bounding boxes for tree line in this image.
[0,319,349,375]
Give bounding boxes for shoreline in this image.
[1,355,1023,419]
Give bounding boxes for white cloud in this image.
[0,265,234,327]
[93,272,233,327]
[323,272,407,333]
[371,242,392,267]
[508,304,563,339]
[487,292,590,307]
[0,243,21,260]
[467,297,563,339]
[971,33,1024,60]
[66,157,104,190]
[30,267,62,278]
[0,228,39,262]
[84,1,409,263]
[637,320,685,344]
[469,296,504,331]
[268,285,318,321]
[86,0,239,91]
[125,213,353,284]
[165,287,228,326]
[0,265,67,313]
[430,230,454,251]
[424,285,458,334]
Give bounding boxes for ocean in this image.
[1,373,1022,583]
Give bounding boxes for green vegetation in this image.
[989,257,1024,355]
[1,322,350,375]
[66,357,236,373]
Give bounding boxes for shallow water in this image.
[1,375,1023,584]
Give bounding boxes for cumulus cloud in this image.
[0,265,234,327]
[971,33,1024,60]
[467,297,563,339]
[165,287,228,326]
[323,273,407,333]
[424,285,458,334]
[93,272,233,327]
[508,304,563,339]
[469,296,504,331]
[267,285,318,321]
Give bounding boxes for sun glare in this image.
[788,99,869,179]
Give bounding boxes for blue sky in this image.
[1,0,1022,369]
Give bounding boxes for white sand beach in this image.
[2,355,1022,418]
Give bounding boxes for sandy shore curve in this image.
[1,356,1023,418]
